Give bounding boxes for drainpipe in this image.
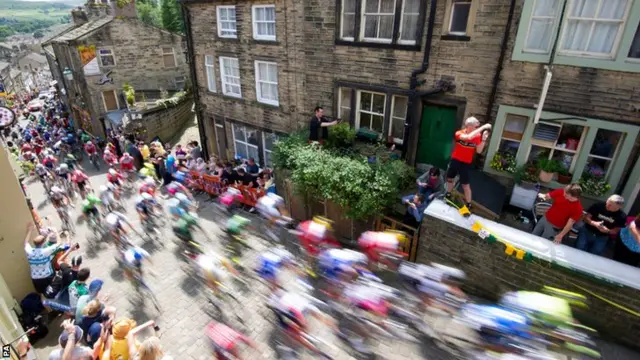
[402,0,438,160]
[181,3,209,160]
[484,0,517,123]
[533,0,568,124]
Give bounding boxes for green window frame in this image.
[512,0,640,73]
[484,105,640,200]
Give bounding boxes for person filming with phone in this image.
[309,106,338,144]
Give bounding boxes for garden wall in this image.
[418,201,640,348]
[131,95,194,143]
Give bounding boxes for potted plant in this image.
[537,158,560,183]
[579,173,611,197]
[489,152,517,174]
[557,167,572,184]
[510,166,539,209]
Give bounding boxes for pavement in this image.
[22,156,640,360]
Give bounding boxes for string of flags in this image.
[471,221,534,262]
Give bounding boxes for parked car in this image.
[27,100,43,112]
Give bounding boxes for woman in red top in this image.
[444,117,491,213]
[533,184,584,244]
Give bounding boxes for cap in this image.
[88,279,104,295]
[71,255,83,267]
[59,325,83,347]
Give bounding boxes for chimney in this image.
[71,7,89,26]
[113,0,137,19]
[85,0,113,20]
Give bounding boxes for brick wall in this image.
[137,95,194,143]
[417,214,640,348]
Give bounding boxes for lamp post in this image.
[63,67,73,81]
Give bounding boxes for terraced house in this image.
[181,0,640,214]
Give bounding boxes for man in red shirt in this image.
[444,117,491,213]
[533,184,584,244]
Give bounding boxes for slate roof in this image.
[0,61,9,72]
[53,17,114,43]
[22,52,47,65]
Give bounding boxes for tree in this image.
[137,2,161,28]
[160,0,184,34]
[33,30,44,39]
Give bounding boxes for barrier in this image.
[186,171,267,207]
[187,170,204,192]
[202,174,224,197]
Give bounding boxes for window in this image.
[98,48,115,67]
[389,96,407,144]
[559,0,630,57]
[233,124,259,161]
[362,0,396,42]
[448,0,472,35]
[357,91,386,133]
[341,0,356,40]
[217,6,237,38]
[338,87,352,123]
[219,57,241,98]
[174,76,185,90]
[399,0,420,43]
[628,23,640,58]
[255,61,279,105]
[497,114,528,156]
[527,122,586,173]
[263,132,280,168]
[102,90,119,112]
[524,0,561,53]
[205,55,216,92]
[585,129,623,179]
[162,47,176,68]
[252,5,276,41]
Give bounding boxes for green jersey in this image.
[82,195,101,211]
[68,280,89,308]
[226,215,250,234]
[176,213,198,231]
[80,133,91,144]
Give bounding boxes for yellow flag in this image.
[471,222,482,233]
[505,244,515,256]
[516,249,525,260]
[459,206,471,217]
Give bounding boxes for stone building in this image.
[43,0,189,137]
[182,0,640,212]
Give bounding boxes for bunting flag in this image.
[471,221,533,262]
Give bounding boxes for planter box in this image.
[509,183,538,210]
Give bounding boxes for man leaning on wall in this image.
[534,184,584,244]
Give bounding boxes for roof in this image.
[41,23,78,46]
[10,69,21,78]
[54,17,114,43]
[0,61,9,72]
[22,52,47,65]
[0,42,13,50]
[43,45,55,59]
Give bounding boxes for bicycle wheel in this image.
[138,277,162,312]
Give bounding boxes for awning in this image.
[105,109,127,127]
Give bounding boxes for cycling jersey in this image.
[271,292,320,330]
[42,156,56,169]
[82,195,101,211]
[358,232,399,252]
[103,153,117,165]
[318,249,368,280]
[100,189,115,207]
[71,171,88,184]
[256,195,281,219]
[342,283,390,316]
[167,198,185,218]
[197,253,230,284]
[106,212,127,230]
[84,143,97,154]
[123,247,149,269]
[226,215,249,235]
[35,165,48,177]
[256,248,294,281]
[107,172,124,184]
[119,156,134,171]
[167,182,189,197]
[175,213,198,232]
[139,182,156,195]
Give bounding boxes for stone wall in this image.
[136,95,194,143]
[417,214,640,348]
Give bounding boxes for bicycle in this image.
[131,271,162,312]
[87,213,105,241]
[56,205,75,234]
[88,152,100,171]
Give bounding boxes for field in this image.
[1,8,70,20]
[0,1,72,39]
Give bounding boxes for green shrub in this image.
[325,123,356,149]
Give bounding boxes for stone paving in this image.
[25,158,639,360]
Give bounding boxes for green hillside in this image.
[0,1,73,40]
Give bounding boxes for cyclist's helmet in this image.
[104,149,111,156]
[60,163,69,170]
[266,192,284,206]
[108,169,117,176]
[51,185,63,193]
[145,176,155,185]
[99,185,108,193]
[141,192,153,201]
[65,153,76,161]
[35,163,44,169]
[86,194,100,203]
[175,192,188,203]
[133,249,143,261]
[123,152,131,158]
[107,183,116,191]
[432,263,466,284]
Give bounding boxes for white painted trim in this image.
[97,47,116,67]
[447,0,472,35]
[356,90,386,133]
[252,4,277,41]
[340,0,356,40]
[219,56,242,98]
[216,5,238,39]
[232,124,259,159]
[389,95,408,144]
[360,0,396,42]
[254,60,279,106]
[205,55,216,92]
[522,0,561,54]
[398,0,419,44]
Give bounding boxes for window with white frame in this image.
[496,114,528,156]
[357,91,386,133]
[98,48,115,67]
[362,0,396,42]
[217,6,237,38]
[338,88,352,123]
[585,129,623,180]
[255,61,279,105]
[263,132,280,168]
[399,0,420,43]
[448,0,472,35]
[252,5,276,41]
[524,0,561,53]
[162,47,176,68]
[219,57,241,97]
[389,95,408,144]
[174,76,185,90]
[526,122,587,173]
[233,124,260,160]
[341,0,356,40]
[205,55,216,92]
[628,23,640,58]
[559,0,630,57]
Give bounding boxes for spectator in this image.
[615,215,640,266]
[139,142,151,162]
[133,336,171,360]
[75,279,105,320]
[533,184,584,244]
[236,168,255,187]
[68,268,91,308]
[100,318,138,360]
[444,117,491,215]
[309,106,338,143]
[78,299,115,347]
[190,141,202,160]
[48,319,93,360]
[126,135,143,170]
[24,223,62,294]
[401,194,427,227]
[45,254,82,300]
[245,158,260,176]
[175,144,187,161]
[195,158,207,173]
[416,167,444,203]
[577,195,626,255]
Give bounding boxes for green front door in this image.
[416,105,458,170]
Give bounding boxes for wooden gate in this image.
[375,216,419,262]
